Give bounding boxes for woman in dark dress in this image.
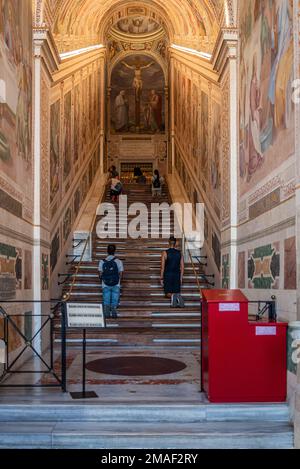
[160,237,184,298]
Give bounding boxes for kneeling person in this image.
[99,245,124,319]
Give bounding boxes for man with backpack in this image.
[99,245,124,319]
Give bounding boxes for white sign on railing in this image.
[67,303,105,329]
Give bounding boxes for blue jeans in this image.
[103,285,120,308]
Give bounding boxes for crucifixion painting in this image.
[121,58,154,129]
[111,54,165,134]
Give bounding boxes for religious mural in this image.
[50,100,60,203]
[113,16,162,35]
[63,206,72,242]
[24,250,32,290]
[63,91,72,180]
[110,55,165,134]
[239,0,294,195]
[0,242,22,300]
[41,253,49,291]
[200,91,209,179]
[50,230,60,273]
[210,101,221,195]
[0,0,32,200]
[74,84,80,163]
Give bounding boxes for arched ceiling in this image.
[34,0,236,54]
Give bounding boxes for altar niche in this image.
[110,54,165,134]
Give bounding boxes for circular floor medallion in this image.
[86,356,187,376]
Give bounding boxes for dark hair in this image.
[154,169,160,178]
[107,245,116,256]
[169,236,176,246]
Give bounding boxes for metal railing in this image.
[0,300,67,391]
[62,179,108,301]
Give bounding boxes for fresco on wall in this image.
[0,243,22,300]
[24,250,32,290]
[50,100,60,203]
[50,230,60,273]
[284,237,296,290]
[200,91,209,179]
[222,254,230,289]
[239,0,294,195]
[74,85,80,163]
[111,55,165,134]
[238,252,246,289]
[113,17,162,35]
[74,187,81,219]
[82,77,88,152]
[63,91,72,180]
[63,206,72,242]
[211,101,221,193]
[41,253,49,291]
[0,0,32,188]
[212,232,221,271]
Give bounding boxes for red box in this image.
[201,289,288,403]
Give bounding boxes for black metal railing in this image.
[249,297,277,322]
[0,300,67,391]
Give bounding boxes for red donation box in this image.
[201,289,288,403]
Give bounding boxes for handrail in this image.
[63,178,108,301]
[187,248,203,296]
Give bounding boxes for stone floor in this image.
[0,346,203,404]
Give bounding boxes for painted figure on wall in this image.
[200,91,209,179]
[211,102,221,192]
[63,91,72,180]
[0,0,32,189]
[239,0,294,195]
[122,59,154,101]
[114,91,129,132]
[111,55,165,134]
[50,100,60,204]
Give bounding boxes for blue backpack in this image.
[102,258,119,286]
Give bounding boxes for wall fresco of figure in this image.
[200,91,209,179]
[239,0,294,195]
[211,101,221,195]
[50,100,60,203]
[0,0,33,210]
[63,91,72,181]
[74,84,80,164]
[110,55,165,134]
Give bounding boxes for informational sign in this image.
[256,327,277,336]
[67,303,105,329]
[219,303,240,312]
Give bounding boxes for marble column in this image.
[32,34,44,353]
[228,43,238,289]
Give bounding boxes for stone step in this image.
[0,402,290,422]
[0,420,293,449]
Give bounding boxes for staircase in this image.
[57,183,208,346]
[0,402,293,448]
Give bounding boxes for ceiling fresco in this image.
[34,1,236,54]
[112,16,163,36]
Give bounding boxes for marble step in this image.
[0,402,290,422]
[0,421,293,449]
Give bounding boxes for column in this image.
[228,44,238,289]
[32,35,43,353]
